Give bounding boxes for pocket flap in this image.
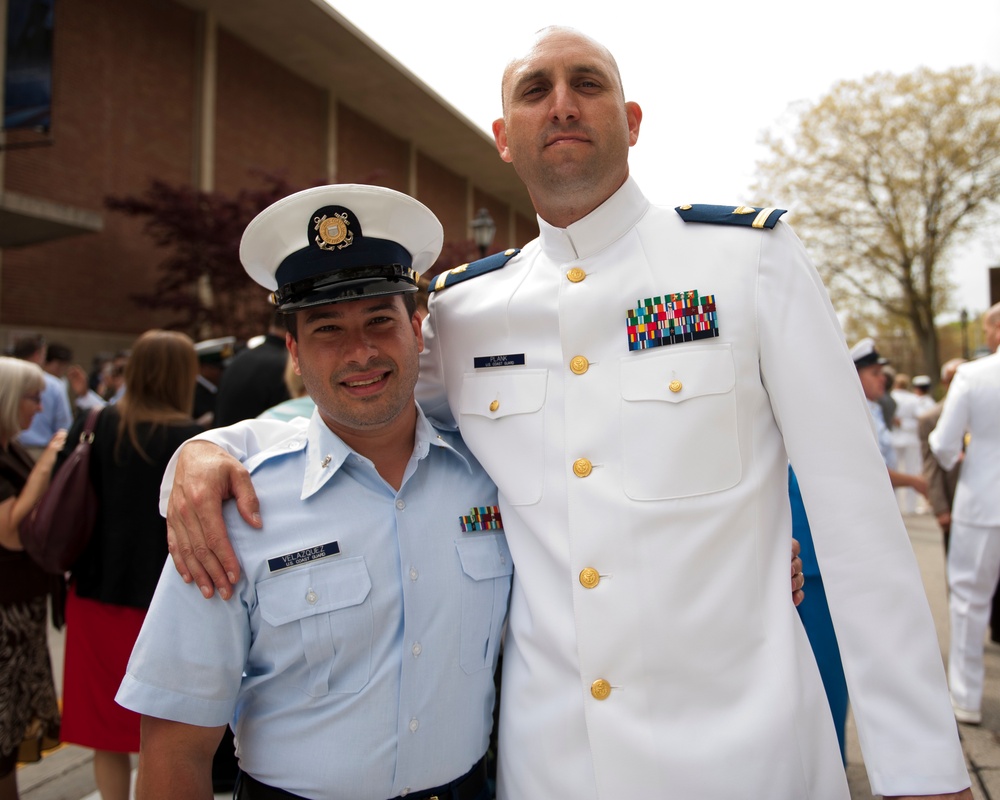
[258,556,372,627]
[456,534,513,581]
[460,370,547,420]
[621,345,734,404]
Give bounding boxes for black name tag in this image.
[267,541,341,573]
[474,353,525,369]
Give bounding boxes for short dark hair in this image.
[46,342,73,362]
[284,293,418,341]
[11,334,44,361]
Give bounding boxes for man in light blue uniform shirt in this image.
[116,185,509,800]
[13,336,73,459]
[852,337,928,497]
[852,338,897,468]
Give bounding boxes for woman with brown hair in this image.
[0,356,66,800]
[57,330,203,800]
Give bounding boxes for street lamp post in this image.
[960,308,970,359]
[470,208,496,259]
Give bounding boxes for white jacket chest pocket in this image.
[455,534,513,674]
[257,556,373,696]
[620,345,741,500]
[459,370,547,505]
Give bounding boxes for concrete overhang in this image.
[0,190,103,247]
[176,0,535,217]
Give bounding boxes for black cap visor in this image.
[272,264,418,311]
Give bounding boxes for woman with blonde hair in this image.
[0,356,66,800]
[57,330,203,800]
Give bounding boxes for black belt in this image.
[234,755,487,800]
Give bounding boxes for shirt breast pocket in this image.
[257,556,373,696]
[620,345,741,500]
[455,534,513,674]
[458,370,547,505]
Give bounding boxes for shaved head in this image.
[500,26,626,114]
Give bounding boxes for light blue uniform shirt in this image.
[867,399,897,469]
[257,395,316,423]
[118,405,511,799]
[18,372,72,447]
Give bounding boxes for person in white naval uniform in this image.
[161,26,970,800]
[929,301,1000,726]
[891,374,925,513]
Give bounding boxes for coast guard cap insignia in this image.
[314,212,353,249]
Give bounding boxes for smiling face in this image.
[287,295,423,442]
[492,27,641,227]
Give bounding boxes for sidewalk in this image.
[844,513,1000,799]
[16,514,1000,799]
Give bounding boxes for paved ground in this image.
[15,513,1000,799]
[843,513,1000,799]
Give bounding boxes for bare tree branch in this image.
[753,66,1000,377]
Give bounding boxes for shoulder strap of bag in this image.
[80,407,101,443]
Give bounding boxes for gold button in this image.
[570,356,589,375]
[489,400,499,412]
[669,380,683,393]
[567,267,586,283]
[572,458,593,478]
[591,679,611,700]
[579,568,600,589]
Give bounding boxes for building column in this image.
[408,142,418,198]
[326,97,338,182]
[194,11,217,191]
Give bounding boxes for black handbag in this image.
[19,408,101,574]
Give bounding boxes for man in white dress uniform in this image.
[930,302,1000,726]
[162,26,970,800]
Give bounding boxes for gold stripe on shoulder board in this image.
[752,207,776,228]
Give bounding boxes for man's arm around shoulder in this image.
[161,418,302,598]
[928,370,971,471]
[136,716,226,800]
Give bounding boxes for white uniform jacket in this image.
[417,178,967,799]
[929,350,1000,527]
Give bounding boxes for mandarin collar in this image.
[536,177,650,262]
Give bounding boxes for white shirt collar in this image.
[536,176,650,262]
[294,403,470,500]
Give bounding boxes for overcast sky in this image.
[326,0,1000,316]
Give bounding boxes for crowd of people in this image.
[0,22,995,800]
[0,327,291,800]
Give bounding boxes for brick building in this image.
[0,0,537,364]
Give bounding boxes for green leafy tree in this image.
[753,66,1000,379]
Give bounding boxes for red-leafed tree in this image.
[105,173,309,341]
[107,173,483,340]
